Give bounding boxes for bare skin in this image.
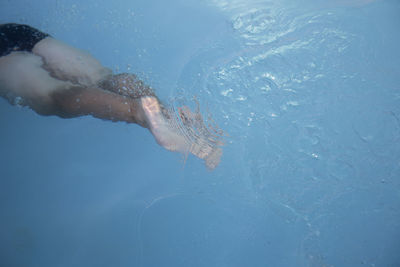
[3,71,223,168]
[0,36,223,169]
[18,71,222,169]
[48,85,148,127]
[140,96,223,169]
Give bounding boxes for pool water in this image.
[1,0,399,266]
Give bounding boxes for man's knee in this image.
[98,73,156,99]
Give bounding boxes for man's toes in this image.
[141,96,160,114]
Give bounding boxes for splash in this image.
[141,96,225,170]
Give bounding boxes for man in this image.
[0,23,223,169]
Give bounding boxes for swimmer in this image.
[0,23,223,169]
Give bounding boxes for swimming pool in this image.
[1,0,399,266]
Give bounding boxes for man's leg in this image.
[32,37,112,87]
[0,51,148,125]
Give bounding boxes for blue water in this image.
[1,0,399,266]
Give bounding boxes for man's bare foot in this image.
[140,96,223,169]
[141,96,189,152]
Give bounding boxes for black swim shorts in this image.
[0,23,49,57]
